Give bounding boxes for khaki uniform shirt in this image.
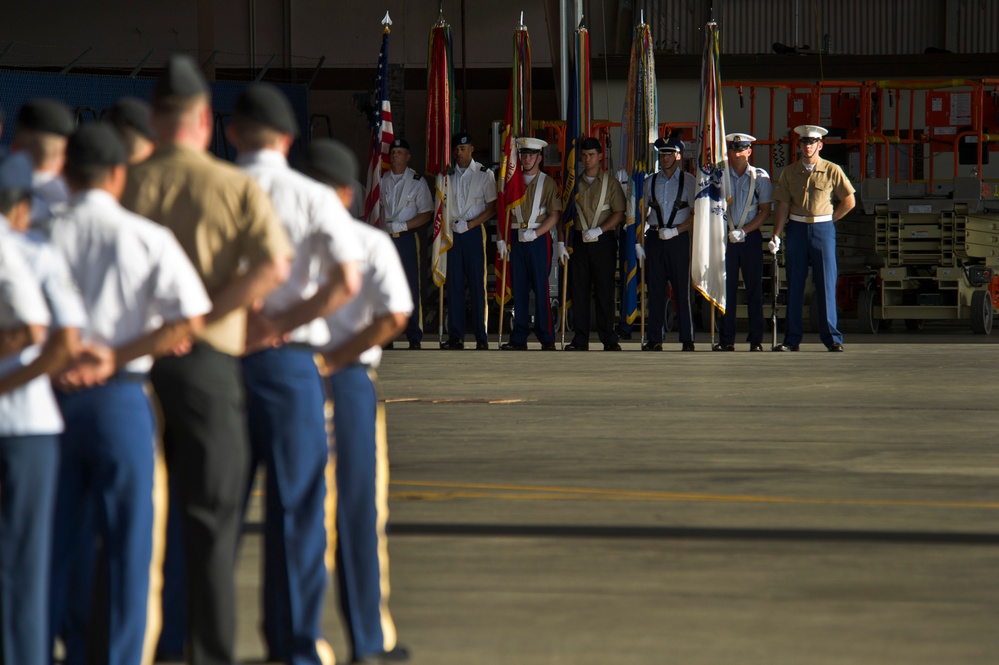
[121,143,293,356]
[515,173,561,229]
[576,171,626,231]
[773,158,855,219]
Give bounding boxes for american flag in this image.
[364,23,394,228]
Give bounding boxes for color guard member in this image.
[440,132,496,350]
[500,136,560,351]
[379,138,432,349]
[643,136,695,352]
[562,137,625,351]
[713,133,772,352]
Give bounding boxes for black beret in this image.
[153,54,209,101]
[304,139,358,186]
[66,124,126,167]
[17,99,74,137]
[234,83,298,136]
[390,138,410,151]
[453,132,471,146]
[580,137,602,152]
[108,97,154,140]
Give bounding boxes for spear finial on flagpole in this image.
[381,11,392,26]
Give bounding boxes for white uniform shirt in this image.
[645,168,695,228]
[30,170,70,231]
[728,165,773,227]
[448,161,497,222]
[379,168,433,226]
[0,221,87,332]
[237,150,364,347]
[50,189,213,373]
[0,225,64,436]
[324,218,413,369]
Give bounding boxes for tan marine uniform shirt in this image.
[121,143,293,356]
[576,171,626,232]
[516,173,562,229]
[773,158,855,219]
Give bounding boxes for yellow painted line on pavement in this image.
[390,480,999,509]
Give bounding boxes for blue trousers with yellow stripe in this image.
[326,365,397,662]
[510,231,554,345]
[50,379,155,665]
[242,346,329,665]
[391,232,423,344]
[0,433,59,665]
[445,225,488,343]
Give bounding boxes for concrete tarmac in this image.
[231,325,999,665]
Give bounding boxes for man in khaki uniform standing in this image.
[120,54,293,665]
[770,124,855,352]
[562,137,625,351]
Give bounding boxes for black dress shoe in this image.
[540,343,557,351]
[383,342,395,350]
[827,342,844,352]
[407,341,421,350]
[603,342,622,351]
[772,343,799,352]
[439,339,464,350]
[353,644,411,663]
[682,342,696,352]
[564,342,588,351]
[500,341,528,350]
[475,340,489,350]
[641,342,662,351]
[749,343,764,352]
[712,343,735,352]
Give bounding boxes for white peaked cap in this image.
[515,137,548,151]
[793,125,828,138]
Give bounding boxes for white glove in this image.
[557,241,569,265]
[728,228,746,243]
[388,221,408,234]
[635,243,646,268]
[521,229,538,243]
[453,220,469,234]
[583,227,603,242]
[768,236,781,254]
[497,239,509,259]
[659,227,679,241]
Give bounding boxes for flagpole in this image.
[498,218,509,345]
[640,198,647,344]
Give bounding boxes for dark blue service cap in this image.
[655,136,684,153]
[304,139,358,186]
[453,132,472,146]
[153,54,209,100]
[390,138,410,151]
[67,125,127,167]
[17,99,74,137]
[108,97,154,140]
[235,83,299,136]
[0,152,33,193]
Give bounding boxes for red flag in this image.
[364,23,394,228]
[427,21,455,287]
[493,25,532,306]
